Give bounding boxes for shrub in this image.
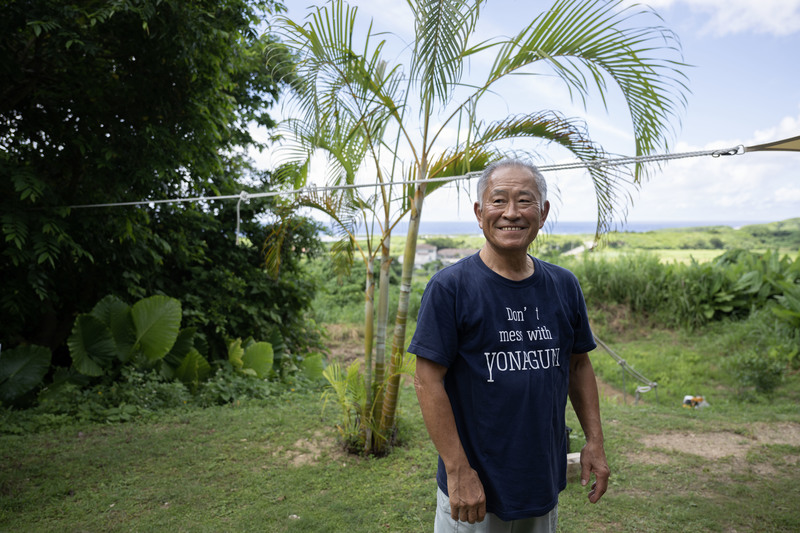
[194,363,279,407]
[34,367,191,423]
[725,349,786,398]
[573,249,799,331]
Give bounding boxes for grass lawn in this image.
[2,370,799,532]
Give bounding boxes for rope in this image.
[593,335,658,404]
[63,145,744,244]
[67,145,745,210]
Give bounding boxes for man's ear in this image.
[474,201,483,229]
[539,200,551,228]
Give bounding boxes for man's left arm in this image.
[569,352,610,504]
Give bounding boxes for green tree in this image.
[279,0,688,454]
[0,1,323,366]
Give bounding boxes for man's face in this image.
[474,165,550,254]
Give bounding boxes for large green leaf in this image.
[0,345,52,403]
[174,348,211,388]
[227,338,245,370]
[164,327,197,368]
[773,281,800,327]
[242,342,274,379]
[300,352,325,381]
[90,295,135,361]
[161,327,197,380]
[90,294,128,326]
[68,314,119,376]
[131,295,182,362]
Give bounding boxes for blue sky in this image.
[266,0,800,226]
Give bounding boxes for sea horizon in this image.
[319,219,774,237]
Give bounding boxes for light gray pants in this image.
[434,488,558,533]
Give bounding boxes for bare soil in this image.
[322,323,367,366]
[637,423,800,465]
[274,430,347,467]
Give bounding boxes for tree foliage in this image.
[1,1,320,366]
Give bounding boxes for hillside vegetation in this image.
[544,218,800,256]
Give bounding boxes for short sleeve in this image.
[407,274,460,368]
[570,277,596,354]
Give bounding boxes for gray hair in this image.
[477,159,548,210]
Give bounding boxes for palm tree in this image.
[277,0,687,454]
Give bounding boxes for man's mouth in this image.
[499,226,526,231]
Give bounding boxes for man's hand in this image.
[580,440,610,504]
[569,352,610,504]
[446,464,486,524]
[416,356,488,523]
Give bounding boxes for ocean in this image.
[328,219,769,236]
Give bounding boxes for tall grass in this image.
[571,250,800,402]
[565,249,799,331]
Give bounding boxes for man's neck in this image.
[479,246,534,281]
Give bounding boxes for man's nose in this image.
[504,200,520,218]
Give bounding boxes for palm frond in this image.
[410,0,486,106]
[262,212,316,279]
[421,145,499,199]
[279,1,405,141]
[297,186,360,238]
[484,0,688,180]
[330,236,356,282]
[322,360,367,442]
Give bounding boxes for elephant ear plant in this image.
[67,294,279,388]
[0,294,283,408]
[0,345,52,405]
[68,294,188,380]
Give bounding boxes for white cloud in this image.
[750,109,800,145]
[641,0,800,36]
[624,139,798,221]
[773,186,800,203]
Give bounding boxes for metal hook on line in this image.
[712,145,744,157]
[235,191,250,244]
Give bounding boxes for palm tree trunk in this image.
[363,260,375,453]
[376,183,426,452]
[372,235,392,431]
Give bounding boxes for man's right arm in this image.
[414,356,486,524]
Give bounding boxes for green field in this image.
[393,217,800,263]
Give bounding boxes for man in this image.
[410,159,609,532]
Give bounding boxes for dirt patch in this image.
[595,376,636,405]
[323,324,365,366]
[273,430,347,467]
[639,423,800,461]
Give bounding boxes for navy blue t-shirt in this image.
[408,253,596,521]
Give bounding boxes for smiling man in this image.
[410,159,609,532]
